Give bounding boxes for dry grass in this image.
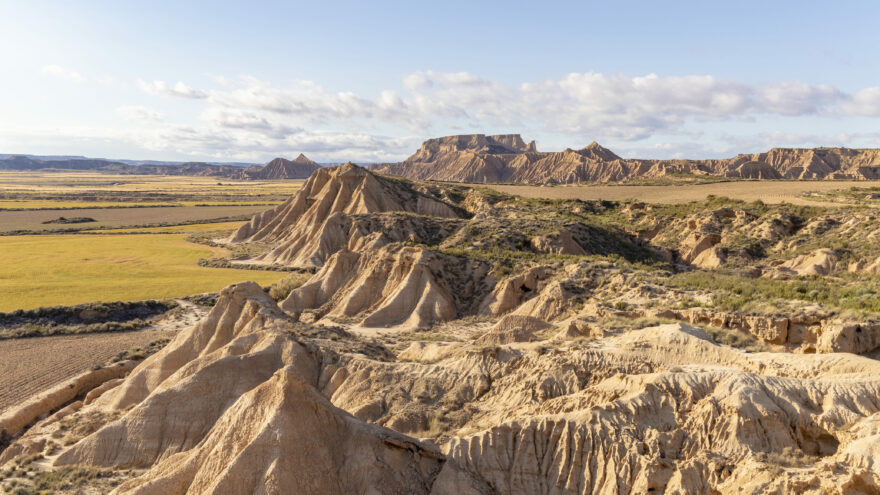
[81,220,247,234]
[487,180,868,206]
[0,234,284,311]
[0,205,268,233]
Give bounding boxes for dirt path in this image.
[0,300,207,415]
[488,180,871,206]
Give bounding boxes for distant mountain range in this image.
[370,134,880,183]
[0,154,331,180]
[7,135,880,183]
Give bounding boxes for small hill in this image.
[227,162,466,267]
[234,154,321,180]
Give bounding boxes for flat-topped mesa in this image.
[228,162,466,268]
[407,134,536,163]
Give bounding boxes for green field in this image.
[0,233,285,311]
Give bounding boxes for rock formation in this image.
[370,134,880,183]
[7,284,880,493]
[234,153,322,180]
[282,245,492,329]
[7,165,880,494]
[227,162,466,267]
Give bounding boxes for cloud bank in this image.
[31,68,880,161]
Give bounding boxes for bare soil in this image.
[0,300,206,415]
[0,205,269,233]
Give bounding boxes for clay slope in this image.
[282,244,492,329]
[370,134,880,183]
[227,162,466,267]
[38,283,480,495]
[6,281,880,494]
[235,153,321,180]
[334,323,880,494]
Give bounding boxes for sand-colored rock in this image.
[6,282,880,494]
[511,280,571,321]
[112,367,450,495]
[780,248,838,276]
[282,245,492,329]
[371,134,880,184]
[479,265,551,316]
[228,162,465,267]
[0,360,135,439]
[475,314,552,345]
[530,230,588,255]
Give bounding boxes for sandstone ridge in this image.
[371,134,880,183]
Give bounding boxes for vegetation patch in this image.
[40,216,96,224]
[0,300,177,340]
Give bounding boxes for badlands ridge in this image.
[3,163,880,493]
[372,134,880,183]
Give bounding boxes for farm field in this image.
[0,171,301,205]
[0,310,201,415]
[487,180,871,205]
[0,233,284,311]
[81,220,248,234]
[0,205,268,233]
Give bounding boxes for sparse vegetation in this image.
[0,300,176,340]
[267,272,313,301]
[110,337,170,362]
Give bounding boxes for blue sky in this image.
[1,0,879,162]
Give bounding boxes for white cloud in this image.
[843,87,880,116]
[116,105,164,122]
[138,79,208,99]
[23,70,880,162]
[41,64,86,82]
[181,71,873,145]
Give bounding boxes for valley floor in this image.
[488,179,871,205]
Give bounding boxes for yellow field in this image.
[81,220,249,234]
[0,200,179,209]
[0,234,285,311]
[488,180,872,206]
[0,171,301,196]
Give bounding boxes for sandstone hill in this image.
[370,134,880,183]
[5,165,880,493]
[226,162,466,267]
[233,153,322,180]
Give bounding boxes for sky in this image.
[1,0,880,163]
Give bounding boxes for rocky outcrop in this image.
[6,281,880,494]
[645,306,880,354]
[228,163,466,267]
[0,360,135,446]
[112,368,449,495]
[40,282,487,495]
[282,245,492,329]
[475,314,552,345]
[777,248,839,276]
